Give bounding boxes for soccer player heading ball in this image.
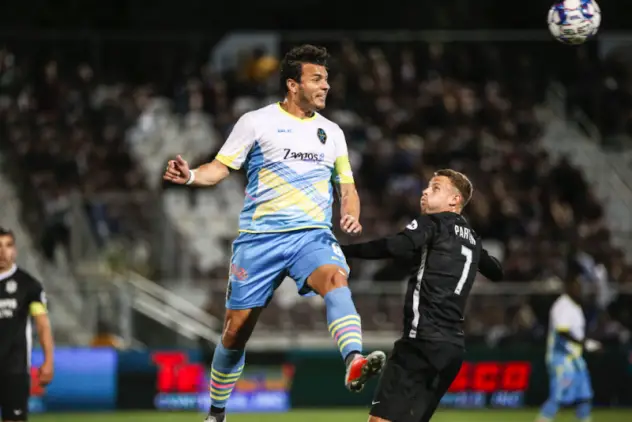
[163,45,386,422]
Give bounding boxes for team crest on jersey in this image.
[406,220,418,230]
[317,128,327,144]
[5,280,16,294]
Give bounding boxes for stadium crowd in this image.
[565,43,632,153]
[0,39,631,345]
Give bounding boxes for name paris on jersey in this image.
[406,219,476,246]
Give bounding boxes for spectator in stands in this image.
[1,41,631,338]
[90,320,124,349]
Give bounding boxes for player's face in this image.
[421,176,460,214]
[0,235,16,270]
[298,63,329,110]
[568,279,582,300]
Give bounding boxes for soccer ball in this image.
[548,0,601,45]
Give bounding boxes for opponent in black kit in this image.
[341,169,503,422]
[0,228,54,422]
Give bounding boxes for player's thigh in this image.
[408,343,464,422]
[226,233,288,310]
[0,373,29,421]
[370,339,436,422]
[572,363,594,401]
[548,361,575,404]
[287,229,350,296]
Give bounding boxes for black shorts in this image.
[370,338,463,422]
[0,373,29,421]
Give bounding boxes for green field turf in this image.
[30,409,632,422]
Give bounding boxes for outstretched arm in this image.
[341,216,435,260]
[163,113,256,187]
[188,159,231,187]
[164,156,231,186]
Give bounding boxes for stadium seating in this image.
[1,40,631,343]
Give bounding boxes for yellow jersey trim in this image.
[277,102,317,122]
[239,225,329,234]
[333,155,354,184]
[216,155,241,170]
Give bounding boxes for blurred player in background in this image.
[0,228,54,422]
[342,170,503,422]
[163,44,386,422]
[536,278,600,422]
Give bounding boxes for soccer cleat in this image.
[345,350,386,392]
[204,411,226,422]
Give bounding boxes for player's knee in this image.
[309,265,348,296]
[221,309,258,349]
[368,416,390,422]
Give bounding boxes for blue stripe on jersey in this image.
[266,161,332,207]
[238,145,335,233]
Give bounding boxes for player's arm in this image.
[29,284,54,384]
[552,302,600,350]
[478,248,504,281]
[341,216,435,260]
[332,129,361,234]
[188,159,231,187]
[189,113,257,187]
[555,327,601,350]
[337,182,360,221]
[556,329,585,345]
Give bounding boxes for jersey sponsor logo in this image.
[0,298,18,318]
[406,220,418,230]
[5,279,16,294]
[277,128,292,133]
[282,148,325,162]
[317,128,327,144]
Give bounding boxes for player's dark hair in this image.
[280,44,330,93]
[435,169,473,208]
[0,227,15,240]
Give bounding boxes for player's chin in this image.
[313,98,326,110]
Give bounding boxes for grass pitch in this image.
[31,408,632,422]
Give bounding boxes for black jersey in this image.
[342,212,503,347]
[0,265,47,374]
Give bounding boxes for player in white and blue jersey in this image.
[164,45,386,422]
[536,278,601,422]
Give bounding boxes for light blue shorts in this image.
[225,229,349,310]
[548,356,593,404]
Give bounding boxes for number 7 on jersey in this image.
[455,245,473,295]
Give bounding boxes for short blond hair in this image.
[435,169,473,208]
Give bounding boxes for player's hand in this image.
[341,214,362,236]
[585,339,602,352]
[163,155,191,184]
[38,361,53,386]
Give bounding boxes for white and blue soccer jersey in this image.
[545,294,593,403]
[547,294,585,362]
[216,103,354,233]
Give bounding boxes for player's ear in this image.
[287,79,298,95]
[449,193,460,209]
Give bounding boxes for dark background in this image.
[0,0,624,31]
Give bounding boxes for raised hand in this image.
[163,155,191,184]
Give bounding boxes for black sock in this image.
[345,351,360,366]
[210,406,225,414]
